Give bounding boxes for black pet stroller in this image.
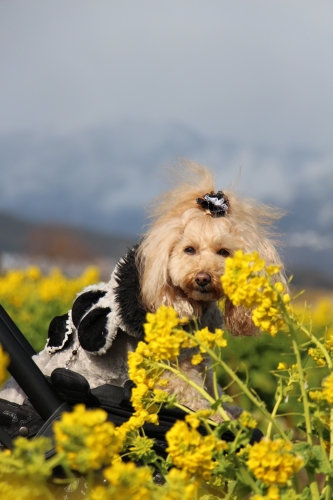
[0,303,262,461]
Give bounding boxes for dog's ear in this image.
[137,219,182,312]
[255,238,289,297]
[224,298,257,337]
[223,237,287,337]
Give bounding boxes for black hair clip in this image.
[196,191,229,217]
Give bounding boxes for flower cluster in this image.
[252,486,280,500]
[221,250,291,336]
[238,410,258,429]
[90,461,154,500]
[0,266,100,351]
[127,345,165,429]
[0,480,51,500]
[309,372,333,405]
[0,436,55,499]
[191,327,227,364]
[53,404,123,472]
[127,306,193,427]
[143,306,189,361]
[166,419,226,481]
[247,437,303,486]
[184,409,215,429]
[0,266,100,307]
[89,462,198,500]
[308,330,333,366]
[0,345,9,386]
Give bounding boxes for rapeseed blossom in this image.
[0,266,99,307]
[143,306,189,361]
[0,437,55,499]
[0,266,100,350]
[252,486,280,500]
[89,461,154,500]
[221,250,290,336]
[0,480,52,500]
[0,436,54,480]
[308,329,333,366]
[247,437,303,486]
[309,372,333,405]
[127,306,190,426]
[194,327,227,352]
[89,462,198,500]
[53,404,123,472]
[185,409,215,429]
[166,420,225,480]
[238,410,258,429]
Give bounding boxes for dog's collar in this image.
[196,191,229,217]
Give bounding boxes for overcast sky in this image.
[1,0,332,152]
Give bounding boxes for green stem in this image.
[184,332,290,440]
[330,408,333,460]
[213,370,220,400]
[306,467,321,500]
[319,429,332,475]
[156,362,231,421]
[324,408,333,500]
[234,458,261,495]
[204,348,289,441]
[297,322,332,370]
[284,309,321,500]
[266,380,283,439]
[325,484,333,500]
[291,337,313,445]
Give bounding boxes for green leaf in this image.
[292,442,312,467]
[311,446,333,476]
[298,486,312,500]
[210,395,233,410]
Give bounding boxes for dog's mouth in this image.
[191,283,221,301]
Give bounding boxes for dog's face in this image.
[167,216,240,303]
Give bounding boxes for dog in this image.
[1,162,286,418]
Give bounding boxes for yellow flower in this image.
[309,373,333,405]
[103,461,153,500]
[308,329,333,366]
[143,306,188,361]
[128,435,155,461]
[166,420,221,480]
[191,353,203,365]
[247,437,303,486]
[252,485,280,500]
[239,410,258,429]
[321,372,333,404]
[0,479,52,500]
[53,404,123,472]
[194,327,227,353]
[162,468,198,500]
[221,250,290,337]
[185,409,214,429]
[0,436,54,480]
[277,362,287,370]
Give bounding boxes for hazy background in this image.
[0,0,332,285]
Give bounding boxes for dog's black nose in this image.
[195,272,211,287]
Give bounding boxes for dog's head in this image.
[136,162,286,336]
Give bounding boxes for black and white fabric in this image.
[46,245,145,356]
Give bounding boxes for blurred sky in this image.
[1,0,332,152]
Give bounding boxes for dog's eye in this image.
[217,249,230,257]
[184,247,196,255]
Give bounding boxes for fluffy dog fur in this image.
[1,162,286,417]
[137,162,285,331]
